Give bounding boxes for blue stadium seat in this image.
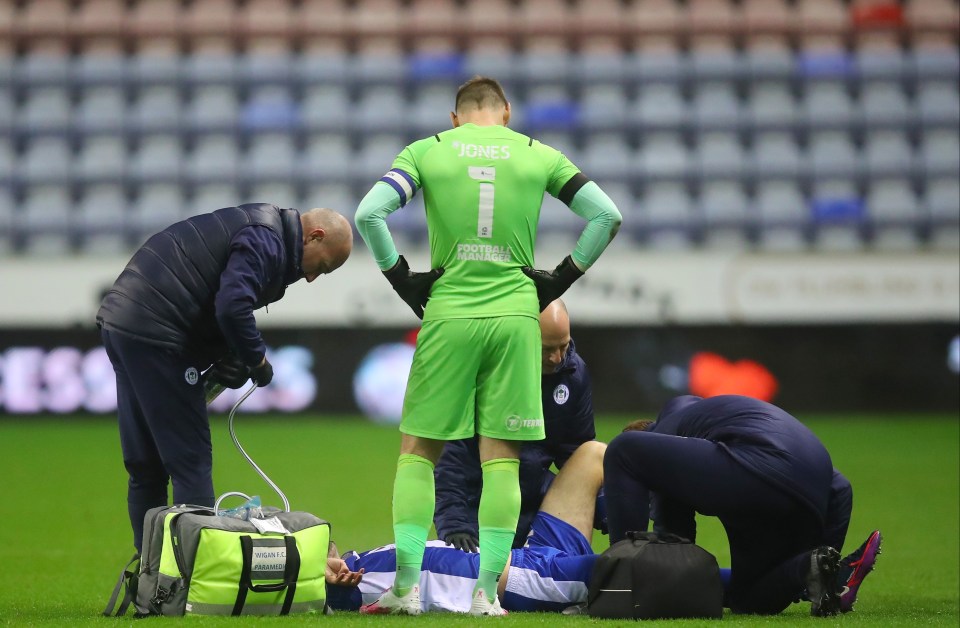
[810,180,866,251]
[241,86,301,132]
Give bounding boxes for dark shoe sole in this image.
[810,547,842,617]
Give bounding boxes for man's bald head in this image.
[300,207,353,282]
[540,299,571,374]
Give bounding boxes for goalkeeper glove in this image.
[443,532,479,553]
[206,355,250,389]
[521,255,585,312]
[383,255,445,319]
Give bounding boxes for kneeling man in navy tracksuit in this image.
[604,395,879,617]
[97,203,352,552]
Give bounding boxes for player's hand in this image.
[521,255,585,312]
[383,255,445,319]
[325,557,364,586]
[251,357,274,387]
[206,355,250,389]
[444,532,479,553]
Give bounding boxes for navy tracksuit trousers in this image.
[604,430,851,615]
[102,328,214,552]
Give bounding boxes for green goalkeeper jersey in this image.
[386,123,580,321]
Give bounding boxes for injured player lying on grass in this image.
[319,438,880,615]
[324,440,607,614]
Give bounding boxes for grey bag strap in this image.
[102,553,140,617]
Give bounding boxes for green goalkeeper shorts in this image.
[401,316,545,441]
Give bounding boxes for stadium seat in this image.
[920,130,960,179]
[866,179,922,250]
[238,45,294,87]
[0,187,13,253]
[696,133,746,180]
[538,192,585,235]
[131,183,185,240]
[186,85,240,132]
[243,133,298,182]
[810,179,865,251]
[0,89,13,139]
[0,138,12,186]
[409,84,455,134]
[130,136,182,183]
[128,0,180,37]
[18,87,71,133]
[860,81,914,128]
[130,43,181,87]
[300,133,352,184]
[808,131,861,182]
[517,37,571,86]
[631,0,684,36]
[20,185,73,255]
[238,0,293,39]
[910,45,960,81]
[296,43,349,87]
[76,184,128,255]
[182,38,238,85]
[634,44,689,85]
[641,134,690,181]
[131,86,181,133]
[700,181,753,248]
[579,85,629,132]
[349,42,407,85]
[522,85,578,132]
[634,84,689,130]
[749,133,802,180]
[354,86,406,133]
[692,82,742,131]
[15,46,71,86]
[573,37,630,85]
[182,0,237,39]
[642,182,698,249]
[356,134,405,183]
[863,131,916,180]
[743,0,794,33]
[580,133,635,182]
[747,81,799,131]
[461,0,517,38]
[916,81,960,128]
[241,85,300,132]
[802,82,856,130]
[297,0,349,38]
[745,38,795,81]
[925,178,960,250]
[755,180,810,251]
[535,132,579,165]
[304,183,357,223]
[191,183,241,216]
[300,84,351,133]
[187,134,240,184]
[248,182,299,208]
[854,41,908,83]
[407,0,459,35]
[75,87,127,134]
[19,138,72,184]
[76,136,127,184]
[463,39,519,84]
[690,37,742,83]
[73,40,128,86]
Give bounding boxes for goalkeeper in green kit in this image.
[354,76,622,616]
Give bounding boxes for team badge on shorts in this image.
[184,367,199,385]
[505,415,522,432]
[553,384,570,405]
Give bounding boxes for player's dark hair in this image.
[455,76,508,113]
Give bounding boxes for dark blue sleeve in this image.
[433,438,482,540]
[214,226,285,367]
[551,356,596,470]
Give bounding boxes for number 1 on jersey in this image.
[468,166,496,239]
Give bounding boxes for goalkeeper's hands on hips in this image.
[383,254,445,319]
[521,255,585,312]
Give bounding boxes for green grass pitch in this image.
[1,413,957,626]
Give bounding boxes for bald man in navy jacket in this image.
[604,395,855,617]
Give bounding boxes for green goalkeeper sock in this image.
[475,457,520,602]
[392,453,435,596]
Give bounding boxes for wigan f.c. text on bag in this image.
[587,531,724,620]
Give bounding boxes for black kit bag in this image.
[588,531,724,620]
